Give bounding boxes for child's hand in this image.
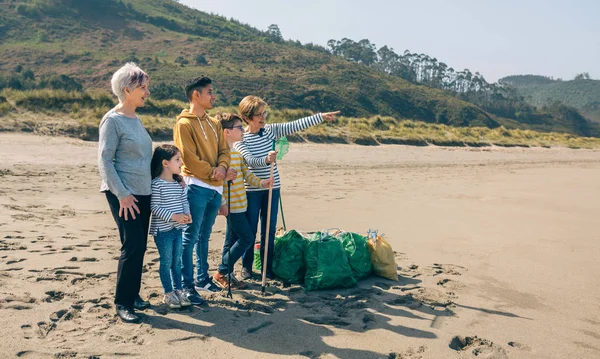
[172,213,189,224]
[261,178,274,188]
[225,168,238,181]
[265,151,278,164]
[218,204,229,217]
[184,213,192,224]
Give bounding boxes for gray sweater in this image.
[98,110,153,200]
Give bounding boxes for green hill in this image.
[0,0,597,137]
[500,75,600,122]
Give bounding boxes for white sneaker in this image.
[240,268,253,280]
[176,290,191,307]
[163,292,181,309]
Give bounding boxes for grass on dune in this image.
[1,89,599,149]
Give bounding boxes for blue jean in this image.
[154,228,183,293]
[219,212,255,274]
[181,185,222,287]
[241,189,280,274]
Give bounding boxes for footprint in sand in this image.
[508,341,531,351]
[388,345,427,359]
[21,324,35,339]
[36,321,57,338]
[431,263,465,276]
[6,258,27,264]
[43,290,65,302]
[450,335,507,359]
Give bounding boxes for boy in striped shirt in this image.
[214,113,273,289]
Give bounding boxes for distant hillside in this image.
[500,75,600,122]
[0,0,597,137]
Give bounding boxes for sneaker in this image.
[213,272,230,289]
[183,287,206,306]
[176,290,191,307]
[194,278,221,293]
[163,292,181,309]
[229,273,247,289]
[240,267,253,280]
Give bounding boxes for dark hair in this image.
[216,112,243,129]
[184,76,212,102]
[151,144,183,182]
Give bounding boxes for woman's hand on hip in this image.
[322,111,341,121]
[119,194,140,221]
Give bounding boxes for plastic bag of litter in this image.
[367,230,398,281]
[337,231,372,280]
[304,231,357,291]
[272,230,309,284]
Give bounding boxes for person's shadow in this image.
[139,273,448,358]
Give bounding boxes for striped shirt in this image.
[149,178,190,236]
[234,114,323,191]
[223,151,263,213]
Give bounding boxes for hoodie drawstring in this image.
[196,115,218,141]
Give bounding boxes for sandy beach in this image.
[1,132,599,358]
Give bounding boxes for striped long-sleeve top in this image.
[234,113,323,191]
[149,178,190,236]
[223,150,263,213]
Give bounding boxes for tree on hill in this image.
[267,24,283,43]
[574,72,591,80]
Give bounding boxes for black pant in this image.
[105,191,150,308]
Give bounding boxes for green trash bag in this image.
[272,230,308,283]
[304,232,357,291]
[338,232,372,280]
[253,243,262,272]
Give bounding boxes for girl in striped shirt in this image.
[235,95,340,279]
[150,144,192,309]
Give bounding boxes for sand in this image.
[1,132,599,358]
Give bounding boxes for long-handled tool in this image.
[261,161,275,295]
[226,180,233,299]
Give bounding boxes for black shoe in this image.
[194,278,221,293]
[133,295,150,310]
[184,287,206,306]
[116,305,140,323]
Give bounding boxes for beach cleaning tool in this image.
[261,136,289,294]
[226,180,233,299]
[261,157,275,295]
[276,136,289,231]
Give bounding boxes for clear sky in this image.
[179,0,599,82]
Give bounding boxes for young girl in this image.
[150,144,192,309]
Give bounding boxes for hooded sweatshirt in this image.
[173,109,230,187]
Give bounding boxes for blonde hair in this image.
[238,95,267,123]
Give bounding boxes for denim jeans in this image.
[241,189,280,274]
[219,212,255,274]
[181,185,222,287]
[154,228,183,293]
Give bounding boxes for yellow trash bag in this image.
[367,230,398,281]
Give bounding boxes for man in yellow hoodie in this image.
[173,76,231,304]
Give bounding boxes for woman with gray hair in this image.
[98,62,152,323]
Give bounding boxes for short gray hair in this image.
[110,62,149,101]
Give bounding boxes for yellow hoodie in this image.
[173,109,230,187]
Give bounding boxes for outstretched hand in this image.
[322,111,341,121]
